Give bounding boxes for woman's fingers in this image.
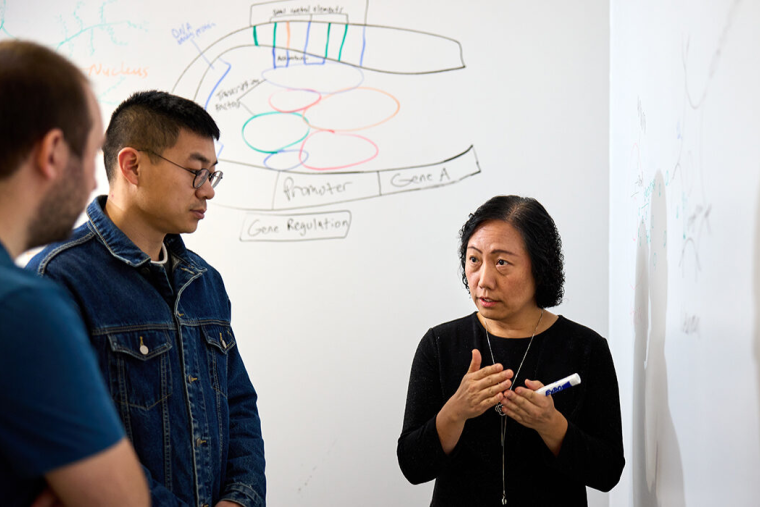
[467,349,482,373]
[469,362,504,381]
[483,392,506,410]
[470,372,509,405]
[474,368,513,392]
[502,382,555,427]
[456,370,513,418]
[455,355,519,420]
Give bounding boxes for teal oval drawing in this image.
[242,111,310,154]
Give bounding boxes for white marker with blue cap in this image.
[535,373,581,396]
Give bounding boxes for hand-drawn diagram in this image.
[629,1,741,284]
[172,0,480,241]
[628,0,742,350]
[0,0,148,105]
[626,1,747,504]
[0,1,12,39]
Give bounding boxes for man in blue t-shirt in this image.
[0,40,149,506]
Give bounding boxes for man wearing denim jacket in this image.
[28,90,266,507]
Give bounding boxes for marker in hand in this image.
[535,373,581,396]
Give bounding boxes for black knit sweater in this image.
[397,313,625,506]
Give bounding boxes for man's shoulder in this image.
[0,260,59,301]
[26,222,97,276]
[178,245,223,279]
[182,246,210,268]
[0,263,83,334]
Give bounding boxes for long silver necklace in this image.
[483,308,544,506]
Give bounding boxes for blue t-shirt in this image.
[0,243,124,506]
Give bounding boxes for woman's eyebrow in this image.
[467,246,517,256]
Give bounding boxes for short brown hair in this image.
[0,40,91,180]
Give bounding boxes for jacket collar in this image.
[86,195,193,269]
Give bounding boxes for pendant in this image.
[502,495,507,505]
[494,402,506,417]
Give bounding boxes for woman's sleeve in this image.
[397,329,452,484]
[553,338,626,491]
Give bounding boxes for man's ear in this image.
[35,128,68,181]
[117,147,142,186]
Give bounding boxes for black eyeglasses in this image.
[138,149,223,189]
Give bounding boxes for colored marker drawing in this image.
[0,0,148,105]
[172,0,480,215]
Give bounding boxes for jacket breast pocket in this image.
[107,329,173,411]
[202,324,236,397]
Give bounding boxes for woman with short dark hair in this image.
[397,195,624,506]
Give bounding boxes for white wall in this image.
[3,0,611,505]
[610,0,760,505]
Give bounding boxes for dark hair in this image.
[0,40,91,180]
[103,90,220,181]
[459,195,565,308]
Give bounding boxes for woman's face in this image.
[465,220,537,324]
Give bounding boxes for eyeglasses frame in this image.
[137,149,223,189]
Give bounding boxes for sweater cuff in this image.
[551,419,579,470]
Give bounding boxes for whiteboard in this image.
[610,0,760,505]
[2,1,611,505]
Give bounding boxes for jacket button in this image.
[139,337,149,355]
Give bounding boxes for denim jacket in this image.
[27,196,266,507]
